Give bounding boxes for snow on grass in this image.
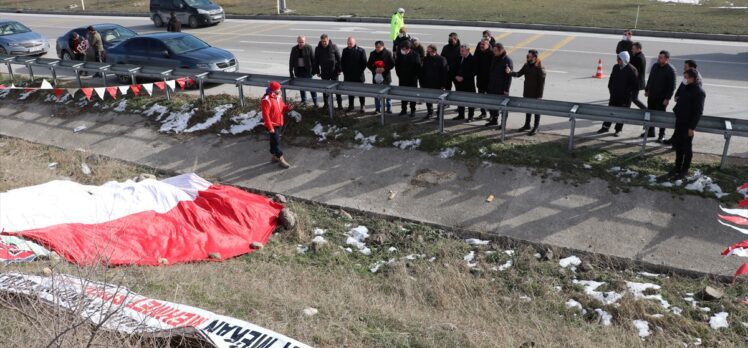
[583,164,592,169]
[609,166,639,183]
[370,258,396,273]
[439,147,461,159]
[143,103,170,120]
[566,299,585,313]
[465,238,490,246]
[296,245,309,254]
[595,308,612,326]
[311,236,328,245]
[632,320,651,340]
[159,109,196,134]
[18,90,34,100]
[479,147,497,158]
[559,255,582,271]
[289,110,302,122]
[0,88,10,98]
[313,228,326,236]
[354,131,377,150]
[638,271,663,278]
[684,170,728,198]
[345,225,371,255]
[185,104,232,133]
[76,96,88,108]
[464,250,477,268]
[709,312,729,330]
[312,122,344,141]
[491,260,512,271]
[626,281,670,309]
[654,0,701,4]
[393,138,421,150]
[670,307,683,315]
[112,100,127,112]
[223,110,263,135]
[573,280,624,305]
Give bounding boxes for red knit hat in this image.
[269,81,281,91]
[374,60,385,68]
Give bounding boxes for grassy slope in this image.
[0,136,747,347]
[1,0,747,35]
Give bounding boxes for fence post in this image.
[720,120,733,170]
[198,77,205,103]
[130,73,137,85]
[380,96,386,125]
[437,92,449,134]
[5,62,13,82]
[75,69,82,89]
[500,109,508,142]
[327,92,334,121]
[101,71,108,88]
[568,105,579,152]
[237,83,244,107]
[26,64,34,82]
[640,111,651,158]
[50,67,57,86]
[281,87,287,104]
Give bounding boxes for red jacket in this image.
[261,92,289,133]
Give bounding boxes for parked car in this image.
[106,33,238,73]
[150,0,225,28]
[56,24,138,61]
[0,20,49,56]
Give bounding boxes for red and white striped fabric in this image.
[719,182,748,278]
[0,174,283,266]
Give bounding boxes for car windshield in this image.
[0,22,31,36]
[162,35,210,54]
[184,0,212,6]
[100,27,137,43]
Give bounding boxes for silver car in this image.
[0,20,50,56]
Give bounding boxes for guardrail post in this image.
[5,62,13,82]
[327,91,334,121]
[130,73,137,85]
[281,88,287,104]
[75,69,83,89]
[720,120,733,169]
[163,76,171,100]
[237,83,244,107]
[437,92,449,134]
[380,96,386,125]
[568,105,579,152]
[198,77,205,103]
[640,111,651,158]
[101,72,108,88]
[500,110,508,142]
[50,67,57,86]
[26,64,34,82]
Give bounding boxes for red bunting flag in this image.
[154,81,166,90]
[130,84,141,96]
[24,88,34,93]
[739,183,748,191]
[0,85,6,89]
[106,87,118,100]
[740,199,748,208]
[176,78,187,90]
[81,88,94,101]
[53,89,64,98]
[735,262,748,278]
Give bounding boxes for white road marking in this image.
[703,83,748,89]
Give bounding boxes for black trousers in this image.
[602,100,630,132]
[294,68,318,104]
[348,95,365,108]
[321,76,342,107]
[269,130,283,158]
[632,89,646,110]
[425,103,441,115]
[477,85,488,114]
[673,126,693,173]
[646,97,667,137]
[457,106,475,118]
[523,113,540,127]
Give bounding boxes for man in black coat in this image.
[367,41,396,114]
[395,41,422,117]
[644,50,677,141]
[665,59,701,146]
[453,44,477,122]
[441,32,461,91]
[341,37,368,112]
[166,12,181,32]
[630,42,647,111]
[289,35,318,107]
[419,44,448,120]
[616,30,633,56]
[485,43,513,128]
[473,39,493,119]
[481,30,497,48]
[667,70,705,180]
[393,27,412,59]
[314,34,343,110]
[598,51,639,136]
[507,49,546,135]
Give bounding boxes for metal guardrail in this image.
[1,54,745,168]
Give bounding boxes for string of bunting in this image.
[0,77,194,101]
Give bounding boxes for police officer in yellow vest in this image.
[390,8,405,53]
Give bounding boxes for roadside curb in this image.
[2,9,746,42]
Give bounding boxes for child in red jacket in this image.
[262,81,295,169]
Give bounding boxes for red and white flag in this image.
[0,174,283,266]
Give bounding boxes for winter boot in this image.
[277,156,291,169]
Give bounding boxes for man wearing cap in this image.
[598,51,639,137]
[262,81,295,169]
[390,8,405,52]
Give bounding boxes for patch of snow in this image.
[709,312,728,330]
[354,131,377,150]
[626,282,670,309]
[392,132,400,139]
[345,226,370,254]
[159,109,196,133]
[47,162,58,169]
[595,308,612,326]
[699,307,711,312]
[296,245,309,254]
[387,247,397,253]
[464,251,477,268]
[484,251,496,255]
[289,110,302,122]
[224,111,264,135]
[143,104,170,120]
[566,299,584,312]
[80,163,92,176]
[428,257,436,262]
[534,253,542,259]
[583,164,592,169]
[492,260,512,271]
[465,238,490,246]
[18,90,35,100]
[439,147,460,159]
[76,96,88,108]
[594,154,605,161]
[559,256,582,271]
[654,0,701,4]
[519,295,532,302]
[393,138,421,150]
[112,100,127,112]
[73,125,87,133]
[573,280,624,305]
[311,236,327,245]
[479,147,497,158]
[670,307,682,315]
[633,320,651,339]
[370,258,395,273]
[344,247,353,253]
[504,250,515,256]
[609,166,639,183]
[0,88,10,98]
[302,307,318,316]
[185,104,232,133]
[56,93,71,104]
[313,228,326,236]
[311,122,344,141]
[684,170,728,198]
[638,271,663,278]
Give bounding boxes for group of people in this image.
[267,9,706,179]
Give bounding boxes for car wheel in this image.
[189,16,199,28]
[153,15,164,27]
[116,74,131,85]
[0,46,7,55]
[61,51,72,60]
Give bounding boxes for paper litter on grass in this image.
[313,228,326,236]
[312,122,343,141]
[223,111,263,135]
[566,299,584,312]
[595,308,612,326]
[354,132,377,150]
[464,251,477,268]
[18,90,34,100]
[393,139,421,150]
[638,271,664,278]
[479,147,497,158]
[296,245,309,254]
[311,236,327,245]
[0,88,10,98]
[709,312,729,330]
[387,247,397,253]
[80,163,92,176]
[633,320,651,339]
[465,238,490,246]
[185,104,232,133]
[370,258,396,273]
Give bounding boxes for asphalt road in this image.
[3,12,748,157]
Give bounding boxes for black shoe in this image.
[347,106,354,112]
[477,112,487,119]
[656,135,664,143]
[613,131,621,137]
[422,114,431,121]
[359,106,365,113]
[337,105,344,111]
[320,104,329,110]
[640,132,655,138]
[466,118,472,123]
[662,138,673,145]
[386,108,392,114]
[485,120,498,127]
[596,127,609,134]
[452,115,465,120]
[517,125,531,132]
[528,128,538,136]
[496,125,503,130]
[375,108,380,113]
[409,110,415,118]
[673,171,687,181]
[658,169,679,181]
[399,110,408,116]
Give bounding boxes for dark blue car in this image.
[56,24,137,61]
[106,33,238,72]
[0,20,49,56]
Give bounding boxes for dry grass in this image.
[0,136,747,347]
[2,0,748,35]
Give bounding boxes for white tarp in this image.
[0,273,311,348]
